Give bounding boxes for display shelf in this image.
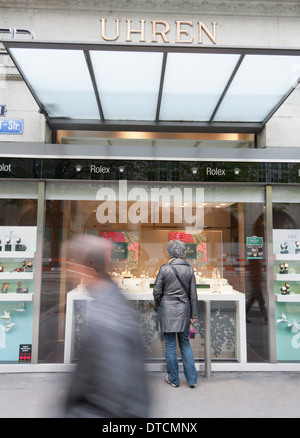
[275,294,300,302]
[274,254,300,261]
[0,272,34,280]
[274,274,300,281]
[0,293,33,301]
[0,251,35,259]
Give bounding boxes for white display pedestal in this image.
[64,283,247,377]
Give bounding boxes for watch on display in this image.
[25,262,33,272]
[5,238,11,251]
[281,282,290,295]
[15,237,27,251]
[295,241,300,254]
[279,263,288,274]
[280,242,288,254]
[16,281,28,294]
[10,260,26,273]
[1,282,8,293]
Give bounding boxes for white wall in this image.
[1,0,300,146]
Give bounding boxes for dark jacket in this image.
[65,282,149,418]
[153,258,199,332]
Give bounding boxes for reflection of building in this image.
[0,0,300,372]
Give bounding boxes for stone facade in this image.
[0,0,300,146]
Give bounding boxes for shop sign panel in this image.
[0,119,23,134]
[2,158,300,183]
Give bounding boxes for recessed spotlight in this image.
[119,166,125,173]
[234,168,240,175]
[191,167,198,175]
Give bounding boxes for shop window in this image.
[38,181,267,364]
[272,186,300,362]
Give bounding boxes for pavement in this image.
[0,370,300,418]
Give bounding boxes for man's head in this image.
[66,234,113,279]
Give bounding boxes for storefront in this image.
[0,1,300,372]
[0,151,299,372]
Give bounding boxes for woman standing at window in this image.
[153,240,198,388]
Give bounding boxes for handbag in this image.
[189,327,196,339]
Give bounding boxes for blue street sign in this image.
[0,119,23,134]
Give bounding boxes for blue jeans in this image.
[164,331,197,387]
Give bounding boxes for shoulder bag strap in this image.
[169,262,190,298]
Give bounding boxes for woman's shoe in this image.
[164,374,179,388]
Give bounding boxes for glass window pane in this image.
[90,51,163,120]
[40,180,267,364]
[10,48,99,119]
[215,54,300,122]
[159,53,240,121]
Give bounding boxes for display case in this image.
[63,283,246,365]
[0,226,36,362]
[273,230,300,360]
[63,227,246,365]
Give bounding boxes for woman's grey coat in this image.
[153,258,199,332]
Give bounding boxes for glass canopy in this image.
[3,41,300,133]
